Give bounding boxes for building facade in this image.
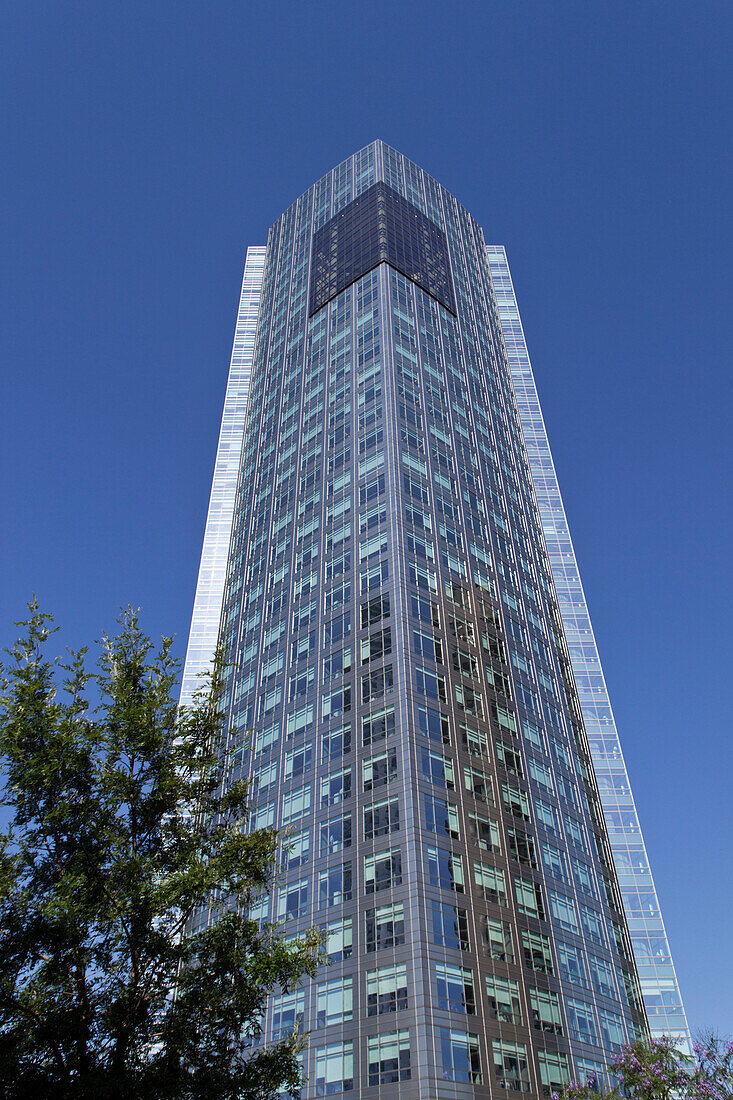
[182,141,687,1097]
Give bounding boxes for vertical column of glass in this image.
[180,246,266,706]
[486,245,690,1047]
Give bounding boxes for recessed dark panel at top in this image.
[309,182,456,316]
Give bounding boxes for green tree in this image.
[0,603,320,1099]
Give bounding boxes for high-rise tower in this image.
[182,142,687,1097]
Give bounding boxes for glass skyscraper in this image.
[182,141,688,1096]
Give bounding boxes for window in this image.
[530,988,563,1033]
[541,841,568,882]
[468,812,500,852]
[251,800,275,830]
[464,764,492,803]
[319,813,352,855]
[363,748,398,790]
[522,930,553,974]
[361,592,390,627]
[557,941,587,988]
[413,628,443,663]
[365,902,405,952]
[599,1007,626,1049]
[473,861,506,903]
[316,976,353,1028]
[502,781,530,820]
[427,846,464,892]
[567,997,597,1044]
[461,723,489,757]
[431,901,469,950]
[367,1029,411,1086]
[435,963,476,1013]
[283,828,310,868]
[321,723,351,760]
[422,749,455,788]
[287,704,314,739]
[363,797,400,839]
[589,954,616,998]
[515,876,545,919]
[507,826,536,867]
[418,705,450,744]
[361,705,395,746]
[284,741,312,781]
[324,612,351,646]
[440,1029,482,1084]
[366,963,408,1015]
[361,664,393,703]
[323,646,352,682]
[538,1050,570,1092]
[361,627,392,663]
[324,916,353,961]
[425,795,459,838]
[414,665,446,702]
[277,878,308,920]
[360,560,388,594]
[318,862,352,908]
[580,904,605,944]
[314,1041,353,1096]
[364,848,402,893]
[485,976,521,1024]
[281,784,311,823]
[270,989,304,1041]
[482,916,514,962]
[289,663,315,700]
[320,767,351,806]
[493,1039,530,1092]
[322,685,351,720]
[550,891,578,932]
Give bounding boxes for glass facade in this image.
[181,141,676,1096]
[485,246,690,1048]
[180,246,265,706]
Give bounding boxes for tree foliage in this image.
[0,603,320,1099]
[552,1036,733,1100]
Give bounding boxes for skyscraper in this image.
[181,141,688,1096]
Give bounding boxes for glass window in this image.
[319,813,352,855]
[481,916,514,963]
[270,989,305,1041]
[427,846,465,892]
[485,975,521,1024]
[492,1039,530,1092]
[366,963,408,1015]
[318,862,352,908]
[314,1041,353,1096]
[365,902,405,952]
[522,929,553,974]
[361,705,395,746]
[316,976,353,1028]
[363,797,400,840]
[529,987,563,1033]
[537,1050,570,1091]
[367,1029,411,1086]
[320,767,352,806]
[364,848,402,893]
[324,916,353,962]
[363,748,398,790]
[277,878,309,920]
[435,962,476,1013]
[440,1029,482,1084]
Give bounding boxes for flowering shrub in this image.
[551,1036,733,1100]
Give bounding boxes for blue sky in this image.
[2,1,731,1036]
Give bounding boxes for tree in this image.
[552,1035,733,1100]
[0,603,321,1099]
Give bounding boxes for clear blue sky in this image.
[2,0,731,1037]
